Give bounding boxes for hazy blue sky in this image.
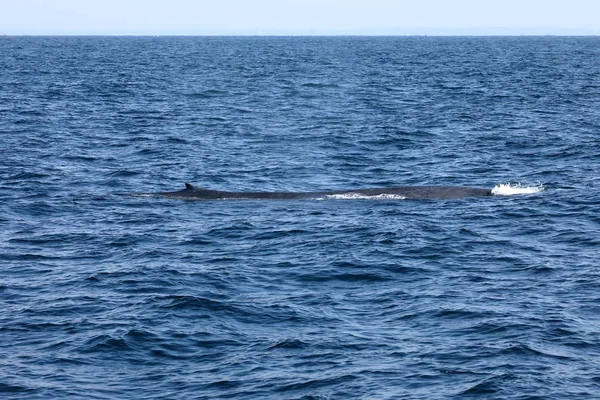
[1,0,599,35]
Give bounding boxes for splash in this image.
[491,183,545,196]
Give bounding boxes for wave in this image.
[491,183,545,196]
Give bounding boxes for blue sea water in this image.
[0,36,599,399]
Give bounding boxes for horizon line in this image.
[3,26,599,37]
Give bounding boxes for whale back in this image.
[145,184,493,200]
[378,186,492,199]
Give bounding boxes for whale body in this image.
[126,183,493,200]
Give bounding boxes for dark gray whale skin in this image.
[127,183,493,200]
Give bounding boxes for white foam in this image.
[491,183,545,196]
[126,193,155,197]
[323,193,407,200]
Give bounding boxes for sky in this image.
[1,0,599,35]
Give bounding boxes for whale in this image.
[124,183,494,200]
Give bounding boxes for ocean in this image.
[1,36,599,399]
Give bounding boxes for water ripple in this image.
[1,36,599,400]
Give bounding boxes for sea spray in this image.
[491,183,545,196]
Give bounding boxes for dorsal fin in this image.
[184,183,210,192]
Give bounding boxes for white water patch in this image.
[491,183,545,196]
[125,193,156,197]
[323,193,407,200]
